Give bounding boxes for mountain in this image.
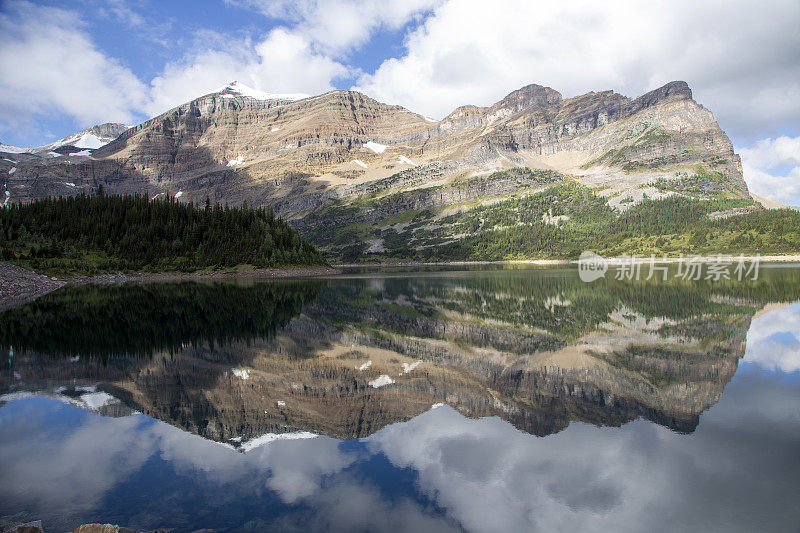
[3,80,796,261]
[213,80,310,101]
[34,122,131,152]
[0,142,28,154]
[0,123,130,157]
[0,80,745,198]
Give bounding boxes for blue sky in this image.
[1,0,799,204]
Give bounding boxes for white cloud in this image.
[745,303,800,372]
[0,400,453,531]
[97,0,146,28]
[0,2,354,135]
[353,0,800,139]
[146,27,350,117]
[367,396,800,532]
[0,1,148,133]
[739,136,800,170]
[0,413,155,517]
[738,136,800,205]
[226,0,441,55]
[3,0,799,155]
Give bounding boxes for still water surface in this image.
[1,265,799,531]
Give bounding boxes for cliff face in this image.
[1,81,746,203]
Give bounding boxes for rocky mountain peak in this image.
[212,80,310,102]
[84,123,131,140]
[491,83,563,113]
[629,80,693,111]
[0,123,131,155]
[42,123,130,151]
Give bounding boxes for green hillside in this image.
[297,171,800,262]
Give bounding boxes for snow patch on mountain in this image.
[350,159,367,169]
[71,133,104,149]
[369,374,395,388]
[227,155,244,166]
[0,143,28,154]
[215,81,309,102]
[240,431,317,452]
[80,391,118,410]
[231,367,250,379]
[36,124,130,152]
[364,141,387,154]
[401,361,421,374]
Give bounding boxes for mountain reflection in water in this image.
[1,265,799,531]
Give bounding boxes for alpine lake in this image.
[1,263,799,532]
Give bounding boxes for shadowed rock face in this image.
[5,268,795,444]
[0,80,746,210]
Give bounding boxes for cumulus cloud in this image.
[0,399,452,531]
[745,303,800,372]
[367,395,800,532]
[0,1,148,136]
[3,0,799,168]
[146,27,350,117]
[0,410,155,518]
[738,136,800,205]
[226,0,441,54]
[353,0,800,138]
[0,2,355,136]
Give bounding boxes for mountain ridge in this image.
[4,79,794,261]
[0,79,742,195]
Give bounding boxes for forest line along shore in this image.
[0,262,339,313]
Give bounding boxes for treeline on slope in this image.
[324,181,799,262]
[0,191,324,273]
[0,280,322,360]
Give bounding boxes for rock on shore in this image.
[0,262,65,313]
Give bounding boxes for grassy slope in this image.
[299,169,799,262]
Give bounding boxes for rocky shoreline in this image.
[0,263,67,313]
[0,262,340,313]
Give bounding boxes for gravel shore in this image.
[0,262,67,313]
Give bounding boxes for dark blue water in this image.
[1,266,799,532]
